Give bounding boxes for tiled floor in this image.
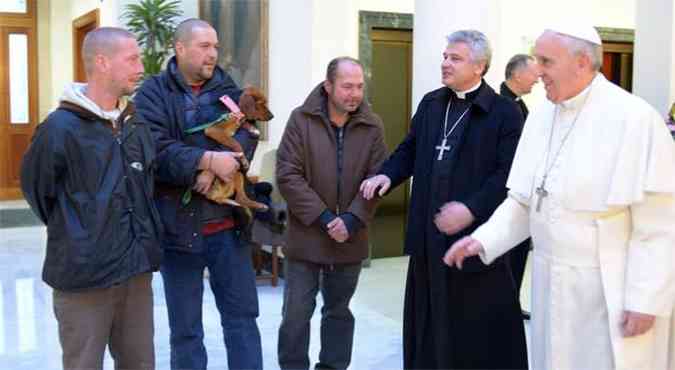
[0,224,411,370]
[0,222,531,370]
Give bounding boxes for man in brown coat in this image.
[276,56,387,370]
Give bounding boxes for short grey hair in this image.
[552,31,603,71]
[82,27,136,75]
[326,56,363,83]
[174,18,214,47]
[446,30,492,76]
[505,54,534,80]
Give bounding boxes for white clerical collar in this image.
[559,73,600,111]
[454,80,482,99]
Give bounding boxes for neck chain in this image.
[535,84,593,212]
[442,100,471,139]
[434,100,470,161]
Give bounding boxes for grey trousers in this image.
[278,258,362,370]
[52,272,154,370]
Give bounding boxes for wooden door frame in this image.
[72,9,100,83]
[0,0,38,200]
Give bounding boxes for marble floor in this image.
[0,223,411,370]
[0,205,531,370]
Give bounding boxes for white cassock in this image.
[472,74,675,370]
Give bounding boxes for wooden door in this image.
[369,28,413,258]
[73,9,99,82]
[602,42,633,92]
[0,0,38,200]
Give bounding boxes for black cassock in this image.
[378,81,528,370]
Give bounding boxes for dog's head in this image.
[238,87,274,122]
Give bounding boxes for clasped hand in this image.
[327,217,349,243]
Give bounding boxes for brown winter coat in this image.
[276,83,387,264]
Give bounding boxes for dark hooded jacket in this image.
[20,93,163,291]
[134,57,259,253]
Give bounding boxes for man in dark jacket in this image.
[20,27,161,370]
[500,53,539,320]
[134,19,262,370]
[500,54,539,120]
[361,30,528,369]
[276,57,387,370]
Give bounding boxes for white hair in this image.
[446,30,492,76]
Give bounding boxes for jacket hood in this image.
[299,82,379,127]
[59,82,129,121]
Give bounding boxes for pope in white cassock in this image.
[444,24,675,370]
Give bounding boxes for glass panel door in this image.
[0,0,27,14]
[8,33,29,124]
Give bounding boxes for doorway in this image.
[601,42,633,92]
[0,0,38,200]
[597,27,634,92]
[366,25,413,259]
[72,9,99,83]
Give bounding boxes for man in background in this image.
[500,53,539,320]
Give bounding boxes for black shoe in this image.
[522,310,531,320]
[315,363,336,370]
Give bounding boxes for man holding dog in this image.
[135,19,262,370]
[276,56,387,370]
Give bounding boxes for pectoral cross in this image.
[535,184,549,212]
[435,138,451,161]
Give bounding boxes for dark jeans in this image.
[53,272,154,370]
[161,230,262,370]
[278,258,362,370]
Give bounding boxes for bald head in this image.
[174,18,215,47]
[82,27,136,76]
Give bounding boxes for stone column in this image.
[633,0,675,115]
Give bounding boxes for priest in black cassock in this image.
[500,53,540,321]
[361,30,527,370]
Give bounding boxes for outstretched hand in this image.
[360,175,391,200]
[621,311,655,337]
[443,236,484,269]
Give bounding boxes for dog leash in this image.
[184,112,232,135]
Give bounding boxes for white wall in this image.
[250,0,315,179]
[412,0,503,112]
[496,0,636,109]
[634,0,675,115]
[44,0,198,112]
[309,0,414,84]
[413,0,636,113]
[250,0,415,177]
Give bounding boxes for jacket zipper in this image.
[336,126,344,214]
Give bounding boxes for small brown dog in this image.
[203,87,274,212]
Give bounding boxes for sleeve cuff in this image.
[340,212,364,236]
[317,209,337,231]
